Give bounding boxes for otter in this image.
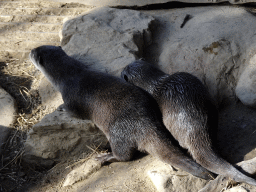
[29,45,214,180]
[121,60,256,186]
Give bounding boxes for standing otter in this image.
[29,45,214,180]
[121,60,256,186]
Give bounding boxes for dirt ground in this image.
[1,1,256,192]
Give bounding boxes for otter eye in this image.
[123,75,128,82]
[39,56,43,65]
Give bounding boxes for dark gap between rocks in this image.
[112,2,242,10]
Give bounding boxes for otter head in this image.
[29,45,66,71]
[29,45,68,91]
[121,60,165,95]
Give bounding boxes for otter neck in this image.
[149,74,169,97]
[44,55,87,92]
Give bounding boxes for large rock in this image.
[51,0,255,7]
[24,109,108,165]
[0,87,16,156]
[148,6,256,107]
[61,7,154,76]
[61,6,256,107]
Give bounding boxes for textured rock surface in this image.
[50,0,255,7]
[225,186,249,192]
[63,157,101,187]
[199,157,256,192]
[147,163,208,192]
[0,87,16,156]
[61,7,154,76]
[24,110,108,163]
[152,6,256,106]
[70,155,209,192]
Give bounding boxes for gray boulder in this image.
[61,7,154,76]
[153,6,256,107]
[24,109,108,165]
[61,6,256,107]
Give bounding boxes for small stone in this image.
[236,157,256,175]
[147,170,169,192]
[225,186,249,192]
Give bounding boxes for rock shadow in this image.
[0,61,38,114]
[217,102,256,164]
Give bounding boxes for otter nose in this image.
[29,48,36,58]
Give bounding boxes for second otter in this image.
[121,60,256,186]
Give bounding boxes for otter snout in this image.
[29,48,36,61]
[29,48,42,71]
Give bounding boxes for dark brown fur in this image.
[121,60,256,186]
[29,45,214,180]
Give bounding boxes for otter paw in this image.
[95,152,118,165]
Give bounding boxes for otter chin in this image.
[29,45,214,180]
[121,59,256,187]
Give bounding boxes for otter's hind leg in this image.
[96,137,136,165]
[95,152,118,165]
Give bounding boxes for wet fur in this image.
[29,45,214,180]
[121,60,256,186]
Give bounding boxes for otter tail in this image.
[143,135,215,180]
[188,132,256,186]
